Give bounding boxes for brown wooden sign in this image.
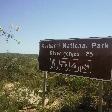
[39,38,112,80]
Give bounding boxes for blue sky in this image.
[0,0,112,54]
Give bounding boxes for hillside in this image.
[0,53,111,112]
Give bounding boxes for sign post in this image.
[39,37,112,110]
[98,80,103,112]
[42,71,47,107]
[109,69,112,112]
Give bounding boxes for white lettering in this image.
[92,43,108,48]
[62,43,87,49]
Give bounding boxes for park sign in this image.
[38,37,112,80]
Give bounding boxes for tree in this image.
[0,25,20,44]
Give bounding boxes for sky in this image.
[0,0,112,54]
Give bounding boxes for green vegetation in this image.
[0,53,111,112]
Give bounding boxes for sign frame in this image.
[39,37,112,80]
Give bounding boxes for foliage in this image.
[0,53,111,111]
[0,25,20,44]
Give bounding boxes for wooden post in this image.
[109,69,112,112]
[111,68,112,81]
[42,71,47,107]
[98,80,103,112]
